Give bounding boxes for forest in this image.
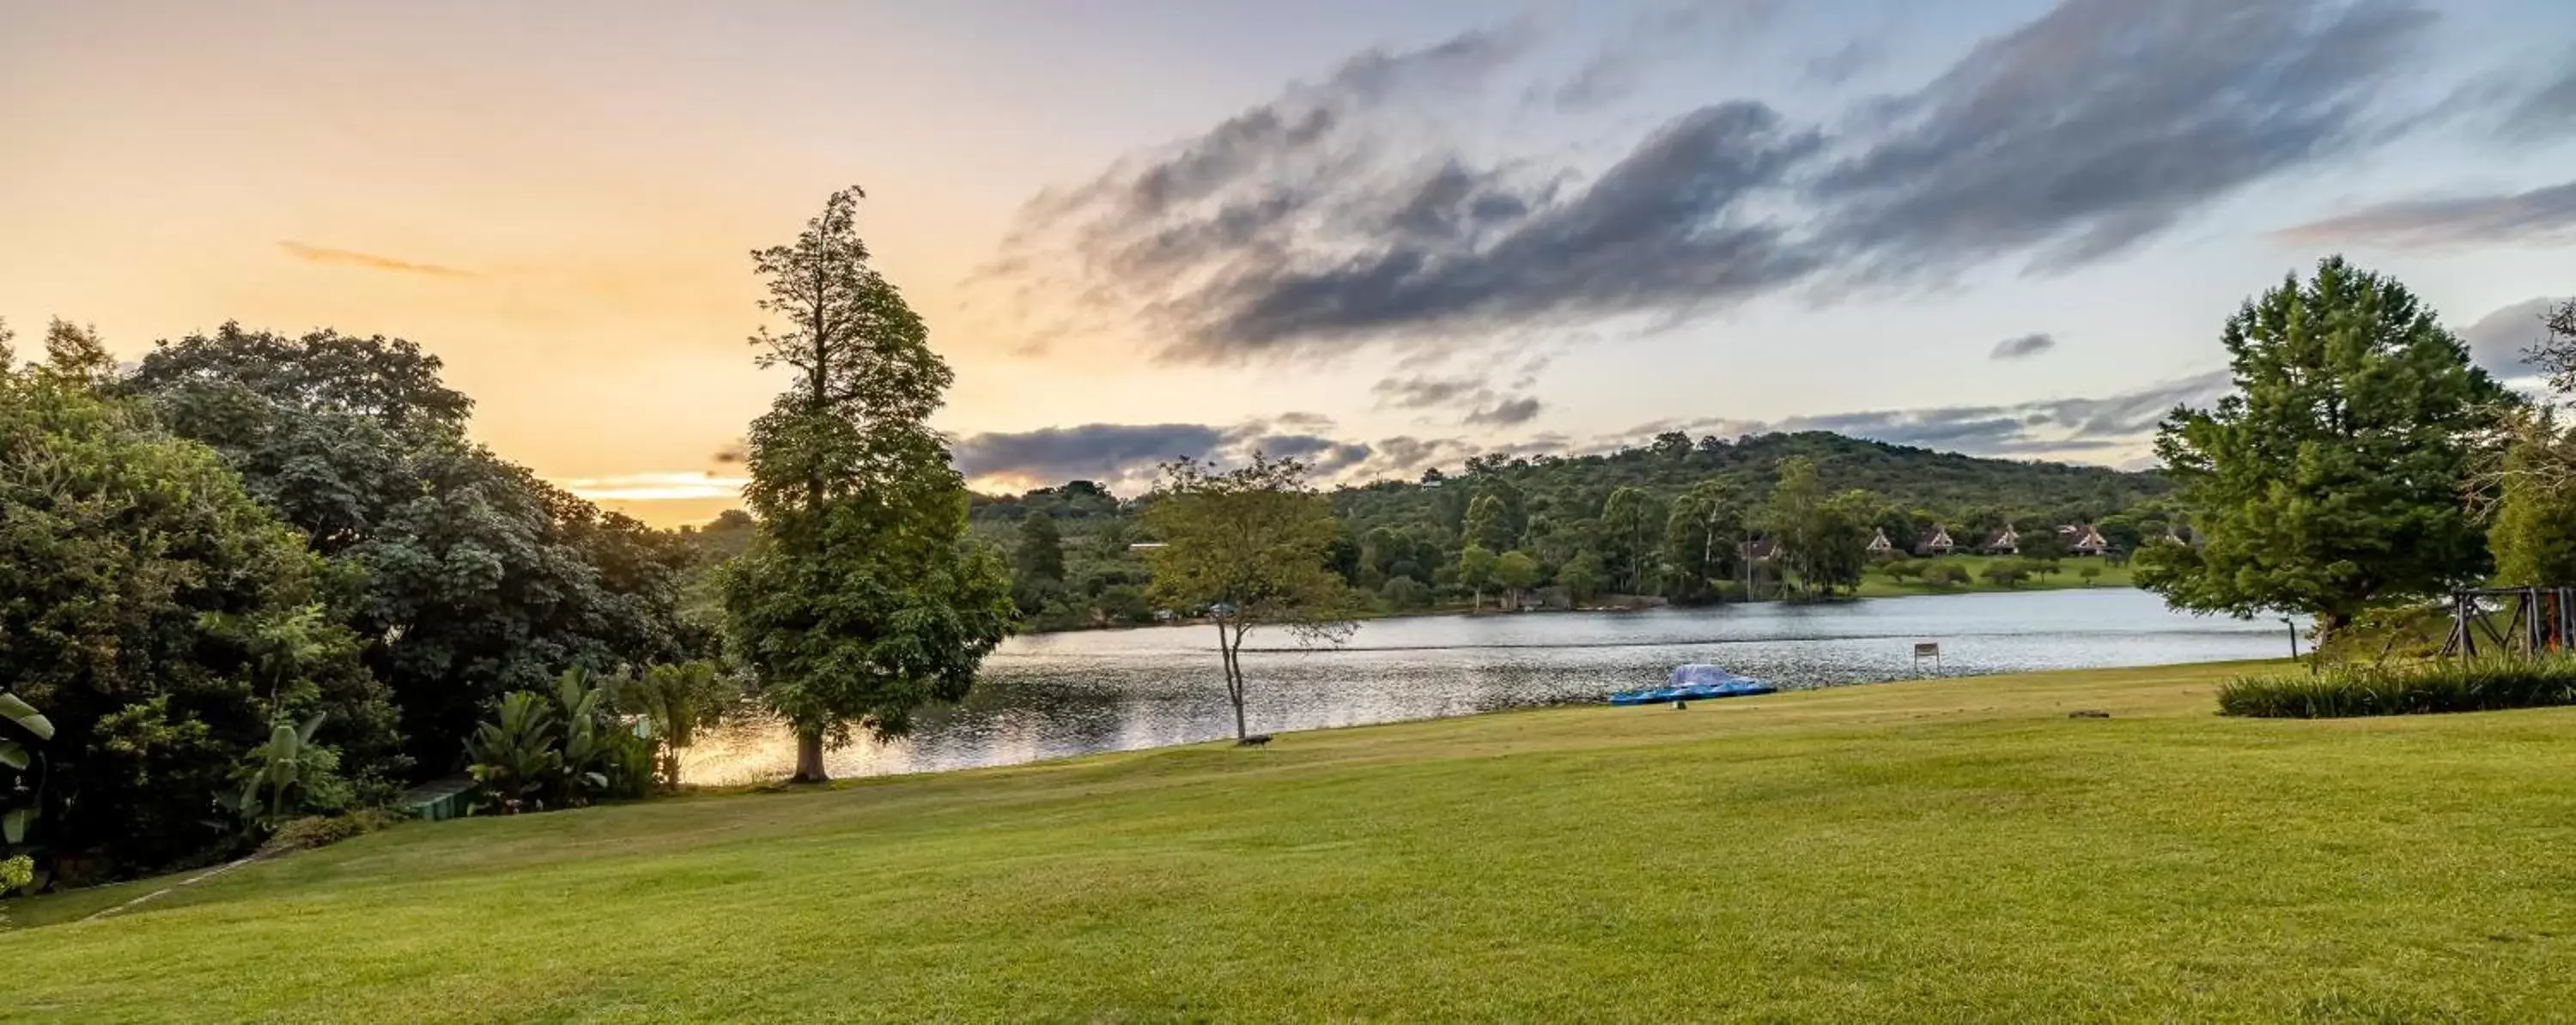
[968,429,2186,631]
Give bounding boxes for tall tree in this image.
[1473,477,1528,548]
[722,186,1017,782]
[1803,490,1878,596]
[2137,257,2508,639]
[1600,487,1663,595]
[1012,510,1067,613]
[1462,494,1515,554]
[2488,413,2576,586]
[1761,457,1828,598]
[1662,482,1742,603]
[1141,454,1355,742]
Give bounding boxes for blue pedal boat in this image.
[1607,664,1777,706]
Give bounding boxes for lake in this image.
[680,588,2294,785]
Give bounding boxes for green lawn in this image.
[1852,554,2134,597]
[11,661,2576,1022]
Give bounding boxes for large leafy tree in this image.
[1012,510,1067,615]
[721,186,1016,783]
[1662,481,1742,603]
[124,324,701,771]
[0,367,398,877]
[2488,301,2576,585]
[1142,454,1355,741]
[2138,257,2509,638]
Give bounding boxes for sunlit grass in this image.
[9,660,2576,1022]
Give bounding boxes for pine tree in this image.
[2137,257,2508,640]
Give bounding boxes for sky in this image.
[5,0,2575,525]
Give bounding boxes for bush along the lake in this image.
[2219,658,2576,719]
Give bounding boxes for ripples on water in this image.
[682,589,2295,785]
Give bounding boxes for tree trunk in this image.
[1217,619,1247,741]
[791,730,829,784]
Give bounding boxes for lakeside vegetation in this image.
[968,434,2183,632]
[12,662,2576,1021]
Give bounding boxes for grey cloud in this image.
[1361,434,1480,477]
[2458,296,2572,379]
[1552,1,1780,111]
[2272,179,2576,250]
[1990,333,2057,360]
[1194,101,1822,355]
[1811,0,2433,276]
[1464,396,1545,426]
[2506,54,2576,136]
[952,423,1228,484]
[1802,38,1886,86]
[1605,371,2233,458]
[1243,433,1374,474]
[1373,374,1488,409]
[990,0,2441,362]
[951,420,1385,489]
[1273,410,1337,429]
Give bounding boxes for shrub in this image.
[2219,658,2576,719]
[1982,559,2031,588]
[258,809,403,854]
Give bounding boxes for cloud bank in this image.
[950,372,2227,495]
[2274,179,2576,250]
[985,0,2439,364]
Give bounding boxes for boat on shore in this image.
[1607,664,1778,706]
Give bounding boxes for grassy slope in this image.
[12,662,2576,1022]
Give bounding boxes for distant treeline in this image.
[960,430,2186,630]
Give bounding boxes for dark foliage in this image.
[125,324,704,774]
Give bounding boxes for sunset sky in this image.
[5,0,2573,525]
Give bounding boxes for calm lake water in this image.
[681,588,2294,785]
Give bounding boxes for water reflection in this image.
[682,589,2292,785]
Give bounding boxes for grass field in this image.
[1850,554,2135,597]
[11,661,2576,1022]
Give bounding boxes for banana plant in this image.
[1,690,53,848]
[234,712,328,829]
[554,667,613,797]
[464,691,562,815]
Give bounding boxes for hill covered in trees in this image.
[968,429,2182,630]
